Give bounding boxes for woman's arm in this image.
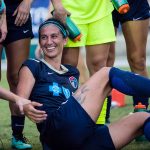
[17,66,35,99]
[13,0,32,26]
[0,87,31,114]
[17,66,47,123]
[50,0,70,24]
[0,86,30,104]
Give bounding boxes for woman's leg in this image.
[62,46,89,85]
[122,19,149,107]
[5,39,30,95]
[61,47,79,67]
[86,44,110,76]
[77,48,89,84]
[106,41,116,123]
[109,112,150,149]
[5,38,32,149]
[86,43,112,125]
[74,67,112,122]
[122,19,149,76]
[74,66,150,122]
[74,67,150,149]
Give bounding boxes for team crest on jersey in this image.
[69,76,78,89]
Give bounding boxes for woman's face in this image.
[39,24,67,59]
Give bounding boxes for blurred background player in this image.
[0,0,33,149]
[110,0,150,109]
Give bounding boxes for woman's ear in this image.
[63,37,68,46]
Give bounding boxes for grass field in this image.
[0,70,150,150]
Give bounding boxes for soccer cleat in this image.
[11,135,32,150]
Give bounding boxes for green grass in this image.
[0,70,150,149]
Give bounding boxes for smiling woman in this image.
[14,18,150,150]
[38,19,68,67]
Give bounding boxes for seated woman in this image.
[17,18,150,150]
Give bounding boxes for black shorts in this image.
[2,0,34,46]
[39,96,115,150]
[112,0,150,28]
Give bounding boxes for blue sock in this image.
[144,117,150,141]
[109,67,150,98]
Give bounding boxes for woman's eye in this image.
[51,35,57,38]
[41,36,47,40]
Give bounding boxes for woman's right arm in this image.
[17,66,35,99]
[17,66,47,123]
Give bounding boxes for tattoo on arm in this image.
[74,85,89,105]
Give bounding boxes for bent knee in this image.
[128,57,146,71]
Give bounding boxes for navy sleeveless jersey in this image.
[22,59,79,114]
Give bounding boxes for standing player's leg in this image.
[77,48,89,84]
[62,47,79,67]
[86,14,116,125]
[86,43,110,125]
[106,41,116,123]
[122,18,149,108]
[5,38,32,149]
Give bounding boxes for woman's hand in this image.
[23,102,47,123]
[13,0,32,26]
[53,6,70,24]
[15,96,31,114]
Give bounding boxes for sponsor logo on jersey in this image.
[62,87,70,99]
[49,82,62,96]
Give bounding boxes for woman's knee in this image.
[128,55,147,72]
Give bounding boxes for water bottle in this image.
[51,10,82,42]
[134,102,146,113]
[134,102,147,142]
[65,16,82,42]
[111,0,130,14]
